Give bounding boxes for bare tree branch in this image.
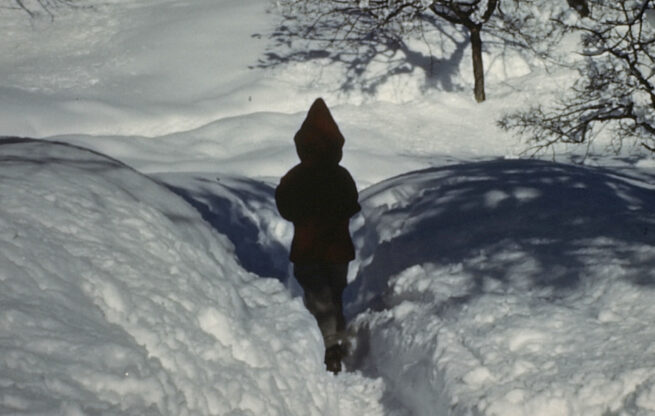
[500,0,655,155]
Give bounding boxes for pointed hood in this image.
[294,98,345,165]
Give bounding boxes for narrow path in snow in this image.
[155,171,416,415]
[153,160,655,416]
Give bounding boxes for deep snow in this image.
[346,160,655,415]
[2,0,655,415]
[0,139,384,415]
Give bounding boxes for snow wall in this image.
[0,139,383,416]
[346,159,655,416]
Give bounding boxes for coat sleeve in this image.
[275,175,292,221]
[340,167,361,218]
[275,169,302,222]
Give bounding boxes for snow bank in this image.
[155,171,293,285]
[347,159,655,416]
[0,139,383,415]
[48,93,516,190]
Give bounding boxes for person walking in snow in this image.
[275,98,360,374]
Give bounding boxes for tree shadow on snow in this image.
[344,159,655,318]
[254,14,469,95]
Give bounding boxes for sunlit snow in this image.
[2,0,655,415]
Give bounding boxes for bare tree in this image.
[269,0,593,102]
[272,0,498,102]
[427,1,499,102]
[490,0,589,62]
[499,0,655,155]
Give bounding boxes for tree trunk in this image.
[470,25,486,103]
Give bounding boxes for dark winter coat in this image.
[275,98,360,264]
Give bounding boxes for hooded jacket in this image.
[275,98,360,264]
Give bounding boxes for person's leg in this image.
[294,263,348,373]
[322,263,347,348]
[322,263,348,374]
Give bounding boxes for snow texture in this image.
[346,159,655,415]
[2,0,655,415]
[0,139,383,415]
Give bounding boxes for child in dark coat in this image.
[275,98,360,374]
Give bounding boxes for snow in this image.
[2,0,655,415]
[0,139,384,415]
[346,160,655,415]
[648,9,655,28]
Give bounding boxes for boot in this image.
[324,344,342,374]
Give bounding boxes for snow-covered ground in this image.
[347,160,655,415]
[0,139,384,415]
[2,0,655,415]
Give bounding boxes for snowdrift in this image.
[157,172,292,285]
[347,159,655,415]
[0,139,383,415]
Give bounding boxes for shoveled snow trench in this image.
[3,139,655,415]
[165,151,655,416]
